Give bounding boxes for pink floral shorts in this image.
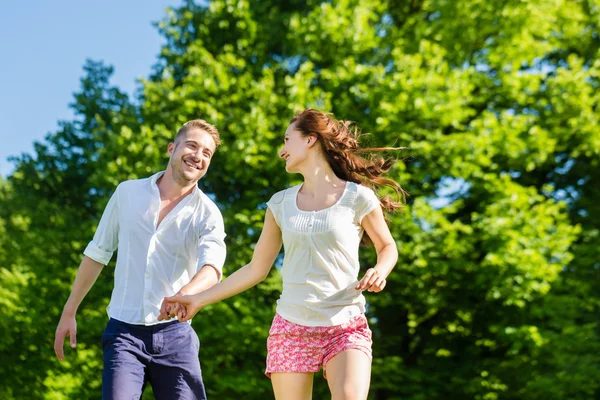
[265,313,372,378]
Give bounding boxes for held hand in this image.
[356,268,387,293]
[158,299,182,321]
[162,294,202,322]
[54,314,77,361]
[158,286,197,321]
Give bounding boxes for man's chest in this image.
[120,195,199,238]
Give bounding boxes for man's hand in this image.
[54,314,77,361]
[161,293,204,322]
[158,287,194,321]
[158,299,182,321]
[158,266,220,321]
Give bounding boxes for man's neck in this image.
[157,172,196,201]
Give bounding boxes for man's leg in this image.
[149,322,206,400]
[101,319,150,400]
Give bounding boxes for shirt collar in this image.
[150,170,165,186]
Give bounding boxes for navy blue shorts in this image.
[101,318,206,400]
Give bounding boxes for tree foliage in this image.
[1,1,598,399]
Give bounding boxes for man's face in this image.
[168,129,216,185]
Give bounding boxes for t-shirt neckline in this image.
[292,181,350,213]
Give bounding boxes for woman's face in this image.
[279,123,311,173]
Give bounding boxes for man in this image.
[54,119,226,400]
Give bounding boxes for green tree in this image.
[1,1,598,399]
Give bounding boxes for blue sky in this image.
[0,1,181,176]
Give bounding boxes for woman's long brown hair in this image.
[291,109,407,245]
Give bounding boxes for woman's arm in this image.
[159,208,283,321]
[356,207,398,293]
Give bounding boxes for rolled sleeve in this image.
[197,208,227,280]
[83,185,120,265]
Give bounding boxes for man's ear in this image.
[306,134,318,148]
[167,142,175,156]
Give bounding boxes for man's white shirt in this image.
[84,171,226,325]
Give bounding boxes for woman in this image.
[160,109,405,400]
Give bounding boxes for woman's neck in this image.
[299,159,345,195]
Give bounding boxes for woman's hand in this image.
[356,268,387,292]
[160,294,203,322]
[158,299,182,321]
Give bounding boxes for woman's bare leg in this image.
[271,372,315,400]
[325,349,371,400]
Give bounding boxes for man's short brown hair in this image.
[175,119,221,148]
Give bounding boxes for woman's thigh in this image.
[325,349,372,400]
[271,372,315,400]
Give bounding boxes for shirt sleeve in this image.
[356,185,381,224]
[197,205,227,280]
[83,184,121,265]
[266,190,286,228]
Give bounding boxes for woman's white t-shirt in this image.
[266,181,380,327]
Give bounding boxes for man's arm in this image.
[196,204,227,280]
[54,256,105,361]
[159,208,282,322]
[54,185,120,361]
[158,265,219,320]
[180,264,220,294]
[160,200,226,320]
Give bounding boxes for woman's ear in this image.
[306,134,318,148]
